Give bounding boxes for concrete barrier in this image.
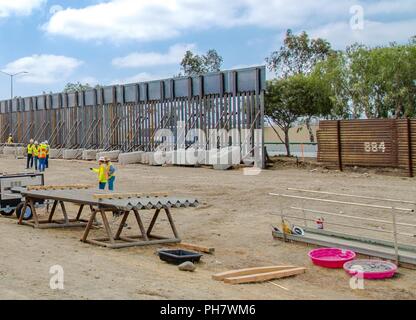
[82,149,103,161]
[63,149,84,160]
[96,150,121,161]
[147,152,163,166]
[49,149,63,159]
[207,147,241,166]
[3,146,17,156]
[118,151,145,165]
[15,147,26,158]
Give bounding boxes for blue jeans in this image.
[34,157,38,170]
[99,182,106,190]
[108,176,115,191]
[39,158,46,172]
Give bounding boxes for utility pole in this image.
[0,71,29,99]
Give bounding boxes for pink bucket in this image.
[308,248,356,268]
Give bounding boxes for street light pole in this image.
[0,71,29,99]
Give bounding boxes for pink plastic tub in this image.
[343,260,397,280]
[308,248,356,268]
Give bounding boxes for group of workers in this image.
[24,136,116,191]
[26,139,50,172]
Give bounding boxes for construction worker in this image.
[90,157,108,190]
[45,140,50,168]
[26,139,34,169]
[38,141,48,172]
[32,141,39,170]
[7,134,13,145]
[105,157,116,191]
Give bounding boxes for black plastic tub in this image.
[158,249,203,265]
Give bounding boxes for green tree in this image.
[179,49,223,76]
[63,82,99,93]
[266,29,333,142]
[266,29,333,78]
[314,38,416,119]
[265,75,333,156]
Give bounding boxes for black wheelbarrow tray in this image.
[158,249,203,265]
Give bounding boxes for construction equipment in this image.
[0,173,45,220]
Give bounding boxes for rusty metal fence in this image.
[0,66,266,167]
[317,119,415,177]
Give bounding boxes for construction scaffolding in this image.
[0,66,266,168]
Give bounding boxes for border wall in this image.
[0,66,266,168]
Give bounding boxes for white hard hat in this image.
[98,157,106,162]
[45,141,49,144]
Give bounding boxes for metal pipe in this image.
[287,188,416,205]
[290,207,416,228]
[270,193,413,212]
[279,214,414,238]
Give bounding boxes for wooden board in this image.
[168,242,215,254]
[223,267,306,285]
[27,184,93,191]
[212,266,296,281]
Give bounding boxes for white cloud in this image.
[309,19,416,49]
[112,72,170,85]
[113,43,196,68]
[49,5,63,15]
[0,0,45,17]
[42,0,416,48]
[3,54,83,84]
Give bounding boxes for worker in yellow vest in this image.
[38,142,48,172]
[26,139,34,169]
[32,141,40,171]
[7,134,13,145]
[105,157,116,191]
[90,157,108,190]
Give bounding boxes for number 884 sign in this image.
[364,142,386,153]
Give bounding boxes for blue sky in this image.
[0,0,415,100]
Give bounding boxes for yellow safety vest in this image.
[32,145,39,157]
[7,137,13,144]
[107,162,115,178]
[92,164,108,183]
[27,144,33,155]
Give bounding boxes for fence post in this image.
[336,120,343,171]
[391,207,400,265]
[407,118,414,178]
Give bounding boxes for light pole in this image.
[0,71,29,99]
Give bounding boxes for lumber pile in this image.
[213,266,305,285]
[27,184,93,191]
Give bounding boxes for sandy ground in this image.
[0,155,415,300]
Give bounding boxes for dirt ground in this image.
[0,155,415,300]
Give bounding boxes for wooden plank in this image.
[223,267,306,285]
[212,266,297,281]
[28,184,93,191]
[168,242,215,254]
